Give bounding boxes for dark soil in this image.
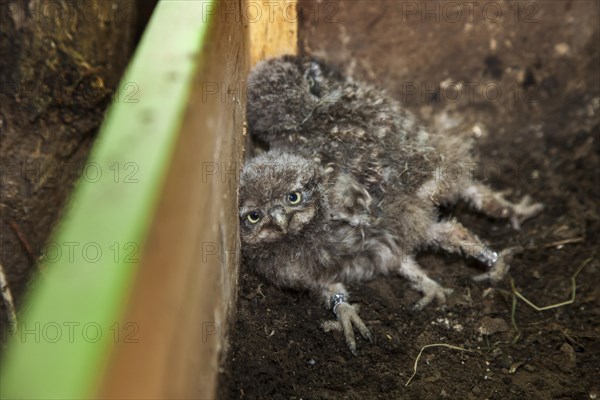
[222,1,600,399]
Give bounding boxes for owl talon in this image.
[412,282,453,311]
[510,196,544,230]
[323,302,372,355]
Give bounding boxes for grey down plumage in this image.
[239,55,543,354]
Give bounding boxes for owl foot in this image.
[322,302,372,356]
[460,184,543,230]
[399,256,453,311]
[472,248,516,282]
[509,195,544,230]
[412,281,454,311]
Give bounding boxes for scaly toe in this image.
[413,283,452,311]
[328,302,372,355]
[322,320,342,333]
[511,196,544,229]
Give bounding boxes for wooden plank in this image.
[0,1,216,398]
[2,0,299,397]
[249,0,298,65]
[97,0,248,398]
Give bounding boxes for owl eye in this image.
[246,211,262,224]
[287,192,302,205]
[304,64,321,97]
[306,76,320,97]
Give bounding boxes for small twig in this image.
[543,237,585,248]
[405,343,477,386]
[522,236,585,251]
[510,256,592,311]
[0,262,18,332]
[509,291,521,344]
[256,284,266,299]
[561,329,586,351]
[8,219,35,262]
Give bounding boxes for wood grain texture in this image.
[249,0,298,65]
[98,1,248,398]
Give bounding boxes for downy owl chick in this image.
[240,55,543,355]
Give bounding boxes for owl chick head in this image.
[239,151,326,245]
[247,55,344,141]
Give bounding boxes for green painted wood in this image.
[0,1,215,398]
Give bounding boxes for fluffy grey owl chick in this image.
[240,55,543,355]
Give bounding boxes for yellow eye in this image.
[287,192,302,205]
[247,211,261,224]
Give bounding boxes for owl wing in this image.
[327,171,373,227]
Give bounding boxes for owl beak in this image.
[269,207,288,232]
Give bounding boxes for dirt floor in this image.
[222,1,600,399]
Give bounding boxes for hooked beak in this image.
[269,206,288,232]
